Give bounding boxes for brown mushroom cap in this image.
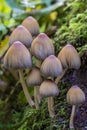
[40,55,62,77]
[4,41,32,69]
[22,16,39,36]
[58,44,81,69]
[31,33,54,60]
[9,25,33,48]
[67,85,85,105]
[26,67,43,86]
[40,79,59,98]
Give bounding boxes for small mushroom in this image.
[27,67,43,86]
[26,67,43,109]
[41,55,62,78]
[0,79,8,92]
[40,79,59,97]
[40,55,62,117]
[67,85,85,129]
[31,33,54,60]
[40,79,59,118]
[58,44,81,69]
[55,44,81,84]
[4,41,34,107]
[9,25,33,48]
[22,16,39,36]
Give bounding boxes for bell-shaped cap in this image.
[26,67,43,86]
[9,25,33,48]
[67,85,85,105]
[58,44,81,69]
[4,41,32,69]
[41,55,62,77]
[40,79,59,98]
[31,33,54,60]
[22,16,39,36]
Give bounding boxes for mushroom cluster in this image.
[3,16,85,128]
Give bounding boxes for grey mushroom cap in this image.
[31,33,54,60]
[0,79,8,92]
[22,16,39,36]
[67,85,85,105]
[40,79,59,98]
[40,55,62,77]
[26,67,43,86]
[4,41,32,69]
[9,25,33,48]
[58,44,81,69]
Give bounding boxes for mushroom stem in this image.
[55,68,67,84]
[48,77,55,118]
[34,86,41,110]
[18,70,35,107]
[48,96,55,118]
[34,60,42,109]
[69,105,76,129]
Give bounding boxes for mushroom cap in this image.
[31,33,54,60]
[58,44,81,69]
[67,85,85,105]
[26,67,43,86]
[40,55,62,77]
[40,79,59,98]
[22,16,39,36]
[4,41,32,69]
[0,79,8,92]
[9,25,33,48]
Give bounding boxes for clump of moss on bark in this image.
[53,0,87,60]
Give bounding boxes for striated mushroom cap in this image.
[41,55,62,77]
[9,25,33,48]
[22,16,39,36]
[40,79,59,98]
[58,44,81,69]
[31,33,54,60]
[26,67,43,86]
[67,85,85,105]
[4,41,32,69]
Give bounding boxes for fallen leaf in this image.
[0,36,9,58]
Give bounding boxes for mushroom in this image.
[55,44,81,84]
[31,33,54,60]
[26,67,43,109]
[9,25,33,48]
[31,33,55,109]
[40,79,59,118]
[4,41,34,107]
[67,85,85,129]
[41,55,62,78]
[40,55,62,117]
[0,79,8,92]
[22,16,39,36]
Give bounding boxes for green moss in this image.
[53,1,87,57]
[0,81,69,130]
